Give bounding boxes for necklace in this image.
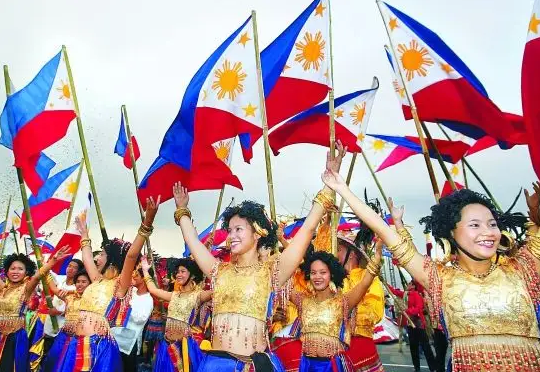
[233,260,262,273]
[451,261,497,279]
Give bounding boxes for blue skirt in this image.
[197,350,285,372]
[0,328,29,372]
[299,354,354,372]
[53,334,123,372]
[154,336,203,372]
[41,331,72,372]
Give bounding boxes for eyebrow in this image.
[468,219,497,223]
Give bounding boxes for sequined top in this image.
[165,288,201,341]
[299,292,350,357]
[343,268,384,338]
[62,293,82,335]
[0,280,28,334]
[77,278,118,336]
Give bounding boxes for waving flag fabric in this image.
[0,50,76,194]
[139,17,261,205]
[269,79,378,155]
[114,111,140,169]
[184,212,227,257]
[283,216,360,239]
[19,163,80,236]
[50,166,91,275]
[380,3,526,146]
[522,0,540,179]
[239,0,332,160]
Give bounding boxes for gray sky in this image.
[0,0,536,257]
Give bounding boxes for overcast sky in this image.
[0,0,536,257]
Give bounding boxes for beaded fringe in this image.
[0,316,25,334]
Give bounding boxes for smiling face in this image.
[65,261,80,280]
[309,260,332,292]
[453,203,501,261]
[75,275,90,294]
[176,265,192,287]
[7,261,26,283]
[95,250,108,272]
[226,215,259,256]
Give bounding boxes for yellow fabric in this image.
[342,268,384,338]
[312,217,332,253]
[182,337,189,372]
[78,278,117,316]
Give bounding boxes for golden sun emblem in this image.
[451,165,460,177]
[56,80,72,101]
[397,40,434,81]
[371,139,387,152]
[294,31,326,71]
[211,60,247,100]
[213,141,232,163]
[65,179,78,196]
[11,216,20,227]
[350,102,366,125]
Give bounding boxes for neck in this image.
[314,286,333,301]
[235,247,259,266]
[136,283,148,295]
[457,253,492,275]
[66,277,74,286]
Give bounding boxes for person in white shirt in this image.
[111,265,153,371]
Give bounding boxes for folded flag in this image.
[0,50,76,194]
[380,3,526,146]
[269,78,379,155]
[19,163,80,236]
[114,110,140,169]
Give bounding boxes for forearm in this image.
[144,275,172,302]
[81,242,100,282]
[179,215,217,276]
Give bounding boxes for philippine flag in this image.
[114,109,140,169]
[50,165,92,275]
[240,0,332,160]
[18,163,81,236]
[184,212,227,257]
[269,77,379,155]
[380,2,526,146]
[0,50,76,194]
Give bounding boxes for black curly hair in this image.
[419,189,527,254]
[3,253,37,277]
[221,200,278,250]
[74,270,91,283]
[174,258,204,284]
[68,259,83,272]
[301,251,347,289]
[101,238,132,274]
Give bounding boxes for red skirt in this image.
[271,337,302,372]
[345,336,384,372]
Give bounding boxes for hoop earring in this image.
[329,281,337,294]
[438,238,452,264]
[498,231,516,253]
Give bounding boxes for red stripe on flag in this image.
[18,199,71,236]
[522,36,540,179]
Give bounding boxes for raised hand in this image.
[141,256,151,273]
[75,216,89,239]
[388,197,404,222]
[52,246,71,263]
[173,182,189,208]
[321,169,346,192]
[524,182,540,225]
[372,238,383,266]
[326,140,348,173]
[144,196,161,226]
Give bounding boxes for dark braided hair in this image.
[301,251,347,289]
[221,201,278,249]
[3,253,37,277]
[101,238,132,274]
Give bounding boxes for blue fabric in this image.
[14,328,30,372]
[154,337,203,372]
[55,335,122,372]
[41,331,71,372]
[28,162,80,206]
[197,351,285,372]
[114,111,128,157]
[184,212,224,257]
[299,356,333,372]
[28,316,44,367]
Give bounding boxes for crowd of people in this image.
[0,143,539,371]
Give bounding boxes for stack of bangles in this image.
[138,223,154,238]
[525,221,540,260]
[312,189,336,211]
[174,207,192,226]
[143,275,154,286]
[80,238,91,249]
[388,228,418,267]
[366,259,382,277]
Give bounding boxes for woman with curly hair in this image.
[42,270,92,371]
[323,164,540,371]
[141,256,211,371]
[0,246,69,371]
[292,243,382,372]
[173,142,347,371]
[53,196,161,372]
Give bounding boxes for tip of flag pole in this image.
[121,104,126,110]
[371,76,379,89]
[251,9,256,16]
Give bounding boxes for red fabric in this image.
[388,286,426,328]
[345,336,382,370]
[271,338,301,372]
[122,136,140,169]
[441,181,464,197]
[522,36,540,179]
[18,198,71,236]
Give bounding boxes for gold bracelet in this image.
[396,227,412,241]
[313,189,336,211]
[366,259,381,277]
[143,276,154,285]
[388,237,417,267]
[138,228,152,239]
[80,238,91,246]
[174,207,192,226]
[38,266,48,279]
[46,274,54,285]
[139,223,154,233]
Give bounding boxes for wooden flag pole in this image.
[337,153,357,220]
[65,159,85,229]
[11,227,19,255]
[211,186,226,239]
[436,124,502,211]
[3,65,58,332]
[0,196,12,258]
[377,2,440,201]
[62,45,108,242]
[361,151,392,212]
[252,11,277,222]
[420,122,457,191]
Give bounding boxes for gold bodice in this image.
[300,292,350,357]
[78,279,117,316]
[439,263,539,339]
[165,289,201,341]
[62,293,82,334]
[0,281,27,334]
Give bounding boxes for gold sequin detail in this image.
[165,289,200,341]
[0,280,27,334]
[62,294,82,335]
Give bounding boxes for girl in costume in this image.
[53,196,160,372]
[173,142,347,371]
[141,256,212,371]
[323,164,540,371]
[293,244,382,372]
[0,247,69,371]
[42,270,92,372]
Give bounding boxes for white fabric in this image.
[44,275,75,337]
[112,287,153,355]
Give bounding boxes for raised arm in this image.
[277,223,289,250]
[117,196,161,297]
[26,247,70,297]
[278,142,348,286]
[345,239,383,309]
[76,216,101,282]
[173,183,217,276]
[141,256,173,302]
